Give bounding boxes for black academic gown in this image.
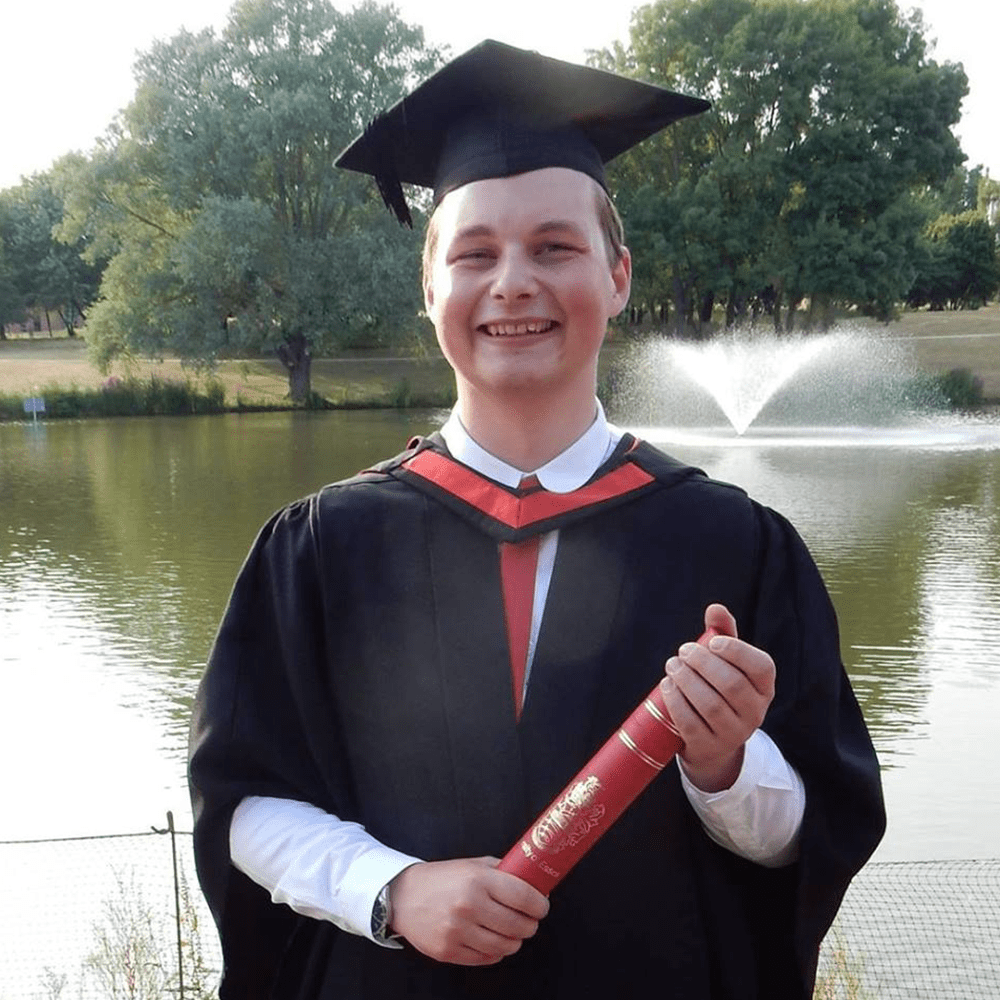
[188,433,885,1000]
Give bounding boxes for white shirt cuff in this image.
[677,728,805,867]
[229,796,421,946]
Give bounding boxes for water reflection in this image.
[0,412,442,839]
[2,411,998,860]
[653,427,1000,860]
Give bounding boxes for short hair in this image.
[595,186,626,269]
[422,182,626,288]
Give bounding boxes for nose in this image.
[491,248,537,301]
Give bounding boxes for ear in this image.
[423,278,434,314]
[608,245,631,319]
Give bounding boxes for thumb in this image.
[704,603,738,640]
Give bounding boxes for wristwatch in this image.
[371,882,394,943]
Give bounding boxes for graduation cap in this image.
[335,39,710,227]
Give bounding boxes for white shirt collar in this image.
[439,400,624,495]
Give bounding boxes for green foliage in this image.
[58,0,441,400]
[0,376,226,421]
[599,0,968,333]
[0,240,21,332]
[902,366,984,411]
[916,164,988,218]
[390,376,412,408]
[0,171,104,335]
[907,211,1000,310]
[978,174,1000,223]
[935,367,985,408]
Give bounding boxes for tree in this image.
[978,172,1000,232]
[59,0,441,401]
[907,210,1000,310]
[0,241,22,338]
[0,172,103,337]
[919,164,987,217]
[598,0,967,333]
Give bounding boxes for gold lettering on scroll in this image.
[530,775,605,855]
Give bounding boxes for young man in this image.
[189,40,884,1000]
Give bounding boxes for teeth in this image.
[485,320,555,336]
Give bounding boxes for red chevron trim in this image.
[402,449,654,530]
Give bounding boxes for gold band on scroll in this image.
[617,730,667,770]
[644,698,681,736]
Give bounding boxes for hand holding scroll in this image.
[389,857,549,966]
[661,603,776,793]
[498,613,723,894]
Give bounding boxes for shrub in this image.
[902,367,984,412]
[935,367,984,408]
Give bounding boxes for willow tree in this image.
[59,0,440,400]
[599,0,968,331]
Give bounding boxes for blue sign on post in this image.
[23,396,46,423]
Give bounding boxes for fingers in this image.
[389,858,549,967]
[449,897,537,964]
[692,632,775,700]
[666,635,775,723]
[659,610,776,790]
[485,864,550,923]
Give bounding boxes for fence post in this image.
[167,811,185,1000]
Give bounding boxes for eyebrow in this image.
[534,220,586,236]
[452,220,587,241]
[453,224,494,240]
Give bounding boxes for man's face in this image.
[424,167,630,408]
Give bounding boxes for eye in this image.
[537,241,580,258]
[452,247,496,265]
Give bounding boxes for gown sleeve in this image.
[188,495,350,998]
[745,503,886,994]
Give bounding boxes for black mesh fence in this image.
[816,858,1000,999]
[1,820,997,999]
[0,817,220,1000]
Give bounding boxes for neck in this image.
[456,385,598,472]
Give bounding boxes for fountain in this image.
[615,323,999,451]
[666,333,838,435]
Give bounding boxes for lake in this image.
[2,407,999,864]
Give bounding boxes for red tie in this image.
[500,476,542,721]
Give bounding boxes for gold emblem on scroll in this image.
[530,775,606,854]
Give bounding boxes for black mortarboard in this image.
[335,39,710,226]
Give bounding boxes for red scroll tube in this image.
[497,627,719,895]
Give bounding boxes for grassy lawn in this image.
[868,305,1000,401]
[1,303,997,407]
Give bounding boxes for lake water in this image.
[2,408,999,865]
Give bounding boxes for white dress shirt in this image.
[230,403,806,944]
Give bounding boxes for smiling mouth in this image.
[481,320,558,337]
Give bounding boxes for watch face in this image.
[371,887,390,940]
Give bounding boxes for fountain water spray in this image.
[616,324,948,437]
[667,335,836,435]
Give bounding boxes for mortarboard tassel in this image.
[367,116,413,228]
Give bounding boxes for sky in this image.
[1,0,996,192]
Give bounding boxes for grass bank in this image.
[0,374,228,421]
[0,304,996,420]
[872,304,999,402]
[0,345,460,419]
